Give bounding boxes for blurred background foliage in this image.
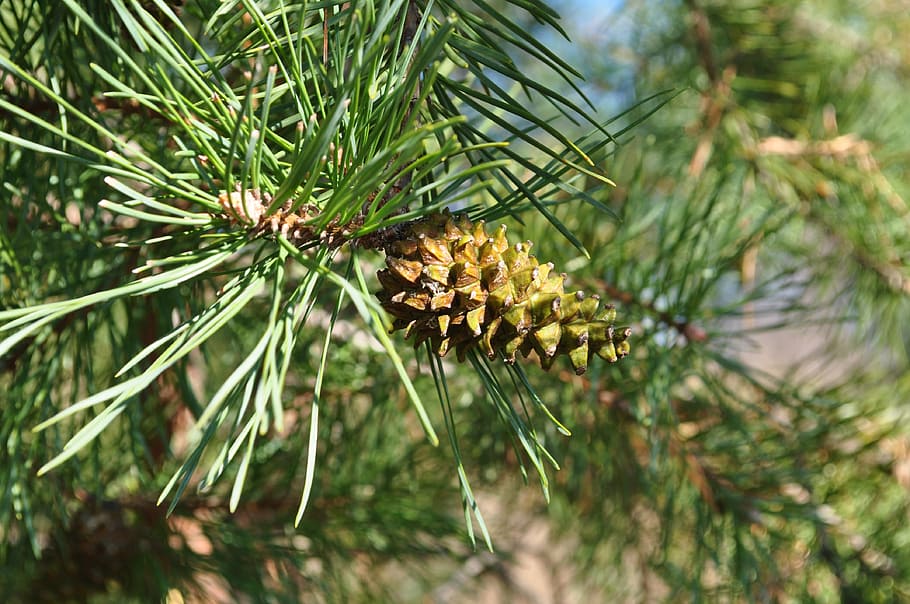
[2,0,910,602]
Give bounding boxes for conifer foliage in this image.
[2,0,909,601]
[0,0,629,598]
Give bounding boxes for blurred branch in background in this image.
[513,0,910,600]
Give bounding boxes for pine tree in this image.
[2,0,909,602]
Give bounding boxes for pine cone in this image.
[376,211,631,374]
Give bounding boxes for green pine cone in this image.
[376,211,631,375]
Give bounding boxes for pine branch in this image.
[0,0,627,544]
[599,280,709,344]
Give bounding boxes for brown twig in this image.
[752,133,910,296]
[755,133,874,160]
[684,0,734,178]
[0,91,171,124]
[599,281,708,343]
[684,0,718,85]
